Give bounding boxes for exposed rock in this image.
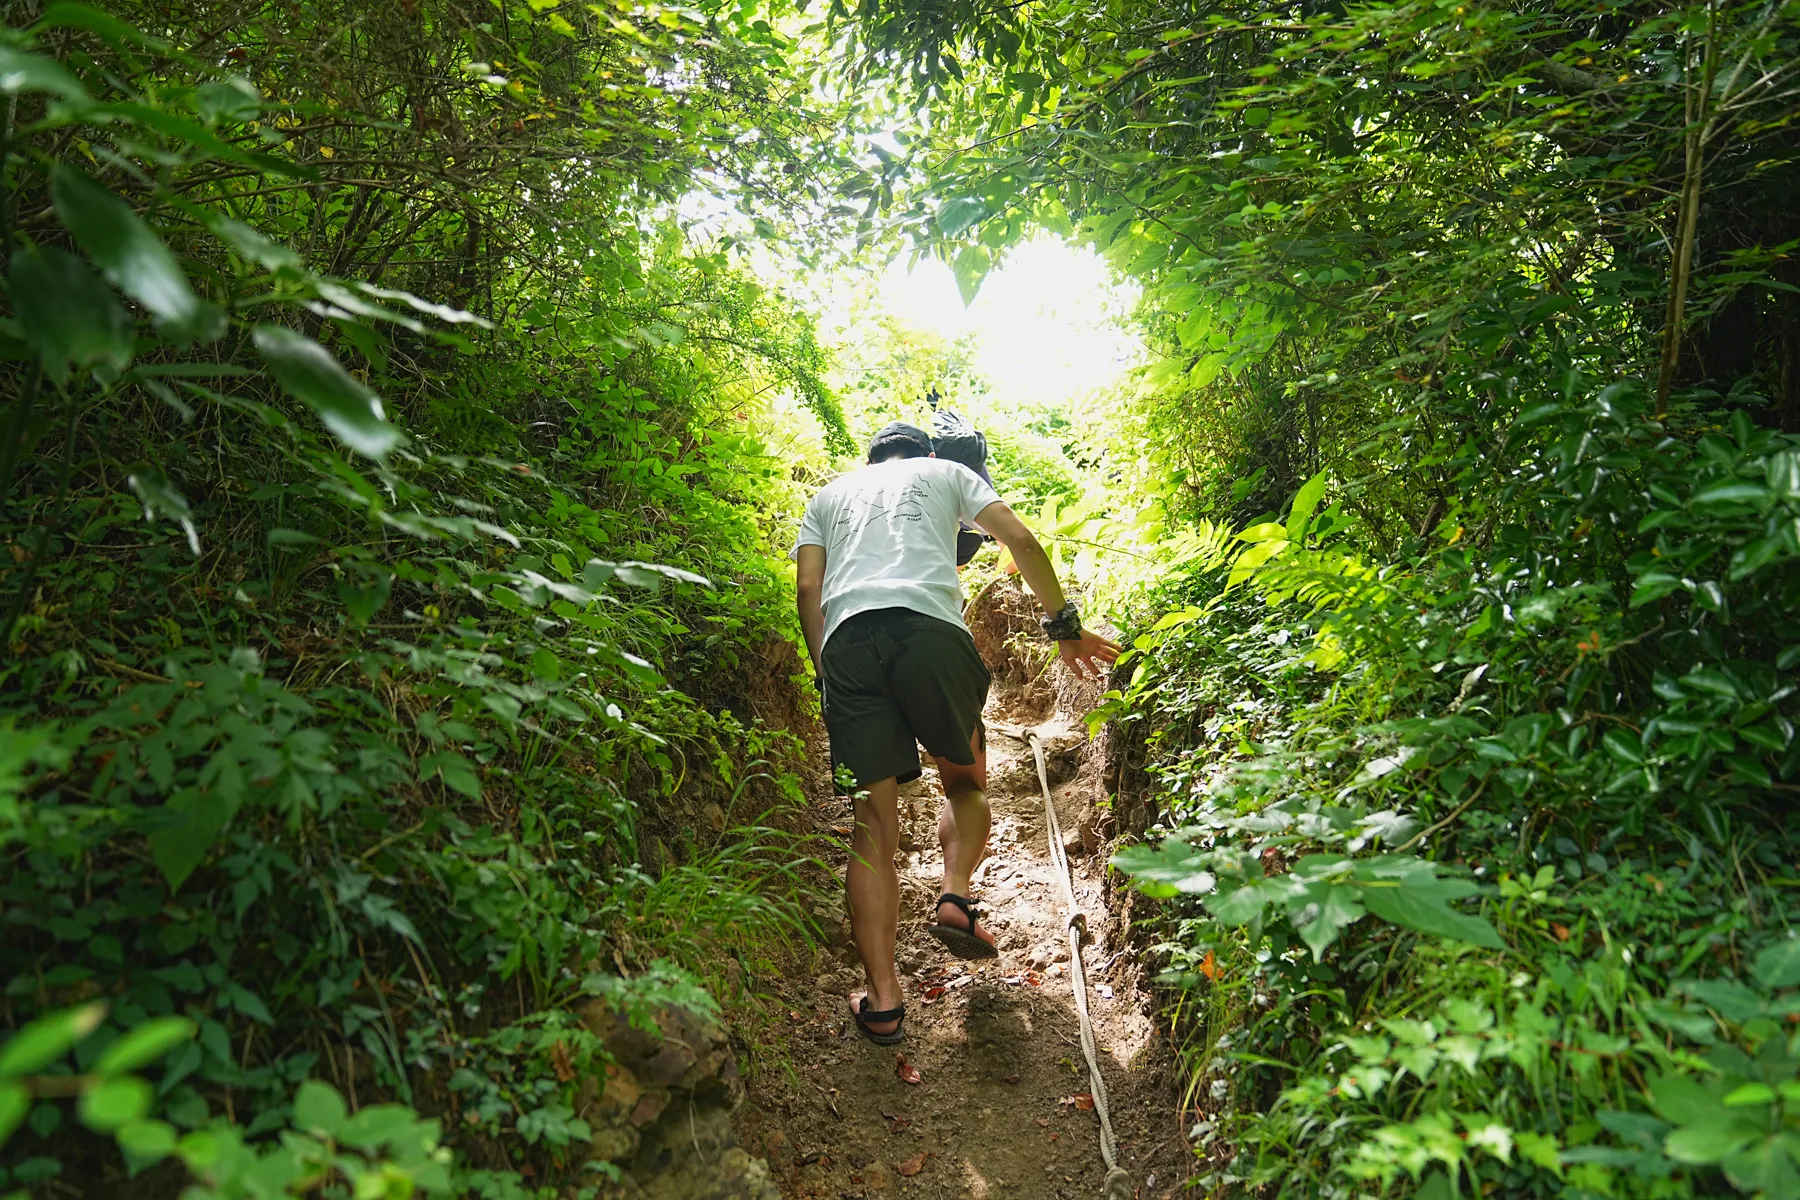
[578,999,778,1200]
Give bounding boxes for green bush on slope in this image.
[0,4,841,1195]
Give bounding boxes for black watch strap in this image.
[1041,601,1082,641]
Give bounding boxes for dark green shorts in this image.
[820,607,991,789]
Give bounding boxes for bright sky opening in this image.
[874,237,1144,410]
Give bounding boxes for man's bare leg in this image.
[846,776,904,1034]
[932,726,996,949]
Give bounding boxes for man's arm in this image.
[972,501,1120,677]
[795,543,827,678]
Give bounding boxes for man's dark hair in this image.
[867,422,934,464]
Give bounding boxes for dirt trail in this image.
[734,688,1189,1200]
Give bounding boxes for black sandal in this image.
[850,995,906,1045]
[928,892,1000,960]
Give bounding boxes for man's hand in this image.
[1057,630,1122,680]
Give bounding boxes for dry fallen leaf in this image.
[1035,1117,1051,1127]
[882,1111,911,1132]
[1552,923,1572,942]
[896,1054,922,1085]
[1199,949,1221,982]
[897,1151,930,1177]
[920,986,947,1005]
[1060,1093,1095,1111]
[549,1039,574,1083]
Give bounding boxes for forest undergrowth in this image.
[832,0,1800,1195]
[0,2,854,1196]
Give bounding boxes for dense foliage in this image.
[9,0,1800,1195]
[834,0,1800,1194]
[0,2,852,1195]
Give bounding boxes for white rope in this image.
[1023,727,1134,1200]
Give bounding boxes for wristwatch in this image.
[1041,601,1082,641]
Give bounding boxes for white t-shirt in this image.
[793,457,1002,647]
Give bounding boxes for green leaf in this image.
[420,750,482,800]
[8,244,133,381]
[1357,860,1504,949]
[1755,940,1800,989]
[1651,1071,1733,1125]
[337,1103,420,1149]
[293,1079,347,1137]
[0,1080,29,1143]
[94,1017,196,1075]
[209,216,302,273]
[1724,1083,1776,1107]
[1285,469,1328,543]
[1110,839,1217,895]
[49,165,221,340]
[1287,877,1365,958]
[148,786,237,892]
[33,3,172,50]
[0,44,90,102]
[0,1003,107,1077]
[935,196,987,237]
[952,244,991,306]
[192,77,259,124]
[1629,572,1684,607]
[126,468,200,556]
[1601,729,1644,765]
[253,325,404,459]
[1693,481,1770,508]
[1665,1117,1763,1164]
[77,1076,152,1132]
[1722,1135,1800,1196]
[115,1117,178,1161]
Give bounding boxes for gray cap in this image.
[867,421,935,462]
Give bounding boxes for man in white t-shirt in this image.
[793,422,1119,1045]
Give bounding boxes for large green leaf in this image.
[1663,1117,1765,1165]
[49,165,222,340]
[8,244,133,381]
[0,44,90,102]
[1756,940,1800,989]
[0,1003,106,1077]
[147,785,238,892]
[1358,859,1505,949]
[293,1079,348,1137]
[94,1017,196,1075]
[78,1076,153,1132]
[952,244,991,305]
[127,467,200,555]
[1110,838,1217,896]
[1287,876,1366,959]
[936,195,987,237]
[253,325,404,459]
[1286,469,1329,543]
[0,1079,28,1143]
[1722,1134,1800,1197]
